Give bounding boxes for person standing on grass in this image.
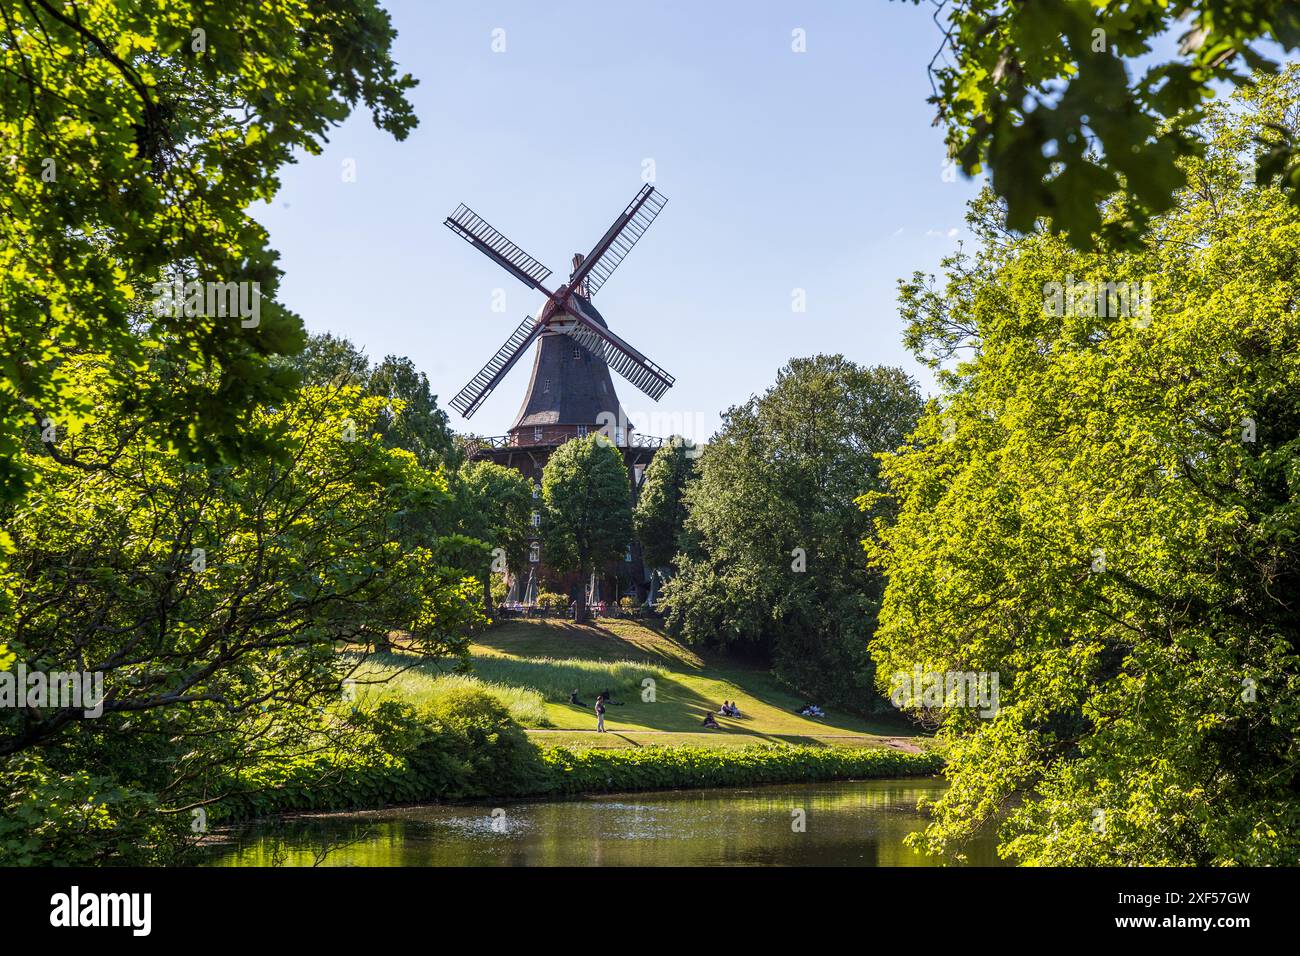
[595,694,606,733]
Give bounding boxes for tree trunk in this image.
[575,564,590,624]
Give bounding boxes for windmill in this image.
[444,184,675,426]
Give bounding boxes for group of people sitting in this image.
[571,688,623,708]
[796,703,825,718]
[701,700,742,729]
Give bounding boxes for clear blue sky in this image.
[254,0,982,440]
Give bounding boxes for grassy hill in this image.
[354,618,925,752]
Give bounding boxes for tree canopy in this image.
[664,355,922,707]
[0,0,417,502]
[866,68,1300,864]
[634,438,698,576]
[910,0,1300,248]
[540,435,633,623]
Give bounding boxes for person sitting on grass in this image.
[724,701,742,718]
[600,688,624,705]
[702,712,720,729]
[569,689,586,707]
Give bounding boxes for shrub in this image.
[535,590,569,613]
[535,744,942,795]
[426,688,550,797]
[0,754,195,866]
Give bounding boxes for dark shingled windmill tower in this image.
[443,185,676,607]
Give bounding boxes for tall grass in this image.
[345,654,551,727]
[468,654,665,702]
[340,651,666,726]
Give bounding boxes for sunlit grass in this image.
[344,653,552,727]
[468,654,666,702]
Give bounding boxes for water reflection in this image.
[209,778,1002,867]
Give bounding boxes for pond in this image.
[208,778,1003,866]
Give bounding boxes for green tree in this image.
[0,0,417,502]
[454,460,536,616]
[291,335,456,470]
[540,435,633,624]
[370,355,457,470]
[634,438,698,604]
[866,69,1300,865]
[0,349,483,861]
[663,356,922,707]
[908,0,1300,248]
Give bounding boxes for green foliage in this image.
[540,744,942,795]
[454,459,535,612]
[663,355,922,708]
[634,438,698,571]
[213,709,942,823]
[291,333,457,470]
[0,753,193,866]
[867,70,1300,865]
[909,0,1300,248]
[369,355,458,471]
[0,350,485,861]
[535,590,569,612]
[0,0,417,501]
[348,654,552,727]
[541,435,633,621]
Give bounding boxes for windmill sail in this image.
[450,316,543,418]
[445,204,554,292]
[569,185,667,297]
[561,314,674,401]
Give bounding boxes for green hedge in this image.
[535,745,942,795]
[209,692,941,823]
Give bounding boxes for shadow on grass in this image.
[475,619,703,669]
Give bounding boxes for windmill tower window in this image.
[543,378,551,392]
[529,542,540,563]
[531,511,541,528]
[532,481,540,499]
[573,347,582,361]
[533,426,543,443]
[577,424,588,437]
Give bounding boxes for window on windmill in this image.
[529,542,540,563]
[577,424,588,437]
[532,482,540,499]
[625,545,633,562]
[531,511,540,528]
[544,378,551,392]
[572,347,582,361]
[533,426,543,443]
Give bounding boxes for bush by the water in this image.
[539,744,942,794]
[210,695,940,824]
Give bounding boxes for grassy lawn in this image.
[366,618,925,751]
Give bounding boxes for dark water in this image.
[207,778,1003,866]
